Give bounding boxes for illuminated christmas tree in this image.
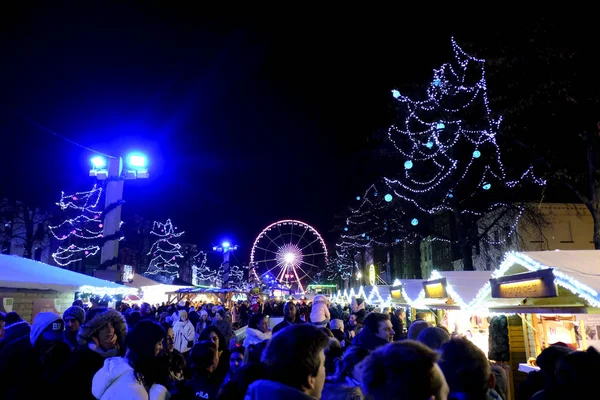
[315,249,353,287]
[48,184,103,267]
[191,250,210,286]
[384,38,544,270]
[145,219,184,284]
[228,264,247,290]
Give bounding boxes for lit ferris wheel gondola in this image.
[250,219,328,293]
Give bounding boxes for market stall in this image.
[412,270,493,353]
[0,254,136,322]
[124,273,192,305]
[471,250,600,400]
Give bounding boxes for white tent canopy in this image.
[413,271,493,309]
[397,279,426,303]
[0,254,137,296]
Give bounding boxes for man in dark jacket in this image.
[272,301,303,334]
[353,312,395,351]
[391,308,406,341]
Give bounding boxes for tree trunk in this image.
[586,127,600,249]
[455,208,474,271]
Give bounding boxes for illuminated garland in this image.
[49,185,103,267]
[315,249,353,284]
[344,38,545,256]
[472,251,600,309]
[228,265,248,290]
[144,219,184,284]
[191,250,209,286]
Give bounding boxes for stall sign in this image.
[390,289,403,300]
[423,278,448,299]
[490,269,557,299]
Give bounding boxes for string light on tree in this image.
[48,184,104,267]
[144,219,184,284]
[382,38,544,266]
[191,250,212,286]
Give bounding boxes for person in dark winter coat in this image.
[0,312,71,399]
[62,306,85,350]
[52,308,127,400]
[0,312,30,352]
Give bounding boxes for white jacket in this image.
[173,320,195,353]
[92,357,170,400]
[243,327,272,347]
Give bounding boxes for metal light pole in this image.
[90,153,149,280]
[213,241,238,288]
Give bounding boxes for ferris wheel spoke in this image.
[291,267,305,293]
[254,258,278,264]
[302,251,327,258]
[295,263,317,283]
[263,232,282,250]
[301,237,321,251]
[262,260,285,277]
[295,225,309,247]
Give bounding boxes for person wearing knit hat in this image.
[63,306,85,349]
[0,312,31,351]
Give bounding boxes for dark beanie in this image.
[417,327,451,350]
[63,306,85,326]
[126,320,165,354]
[408,320,430,341]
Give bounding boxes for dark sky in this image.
[0,6,569,262]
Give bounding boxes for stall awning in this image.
[397,279,426,304]
[0,254,137,295]
[474,250,600,310]
[414,271,493,310]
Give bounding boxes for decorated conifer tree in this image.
[383,38,544,270]
[48,184,103,267]
[228,264,247,290]
[191,250,211,286]
[145,219,184,284]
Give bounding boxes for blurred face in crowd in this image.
[376,319,395,342]
[258,317,269,333]
[141,303,152,316]
[164,327,175,353]
[64,316,80,334]
[208,349,219,373]
[307,350,327,399]
[95,323,117,351]
[229,351,244,374]
[208,331,220,350]
[431,363,450,400]
[179,312,188,322]
[154,339,163,357]
[349,314,358,326]
[285,303,297,322]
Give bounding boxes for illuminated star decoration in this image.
[144,219,184,284]
[49,184,104,267]
[383,38,545,245]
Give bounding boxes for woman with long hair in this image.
[92,320,169,399]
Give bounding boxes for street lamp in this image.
[213,241,238,288]
[89,152,149,274]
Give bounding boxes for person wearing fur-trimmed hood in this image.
[53,308,127,400]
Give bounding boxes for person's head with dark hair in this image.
[217,362,267,400]
[415,312,427,320]
[324,338,343,376]
[229,346,245,374]
[360,340,448,400]
[439,337,494,400]
[125,310,141,331]
[408,320,430,341]
[160,322,175,354]
[536,344,573,383]
[199,325,226,353]
[283,301,297,322]
[363,312,394,343]
[245,340,268,365]
[125,320,166,386]
[553,346,600,398]
[417,327,451,351]
[321,327,334,338]
[188,340,219,374]
[249,324,329,399]
[248,314,268,333]
[332,345,371,385]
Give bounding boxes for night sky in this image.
[0,6,577,261]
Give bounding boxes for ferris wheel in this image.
[250,219,328,293]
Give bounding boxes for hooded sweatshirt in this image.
[92,357,170,400]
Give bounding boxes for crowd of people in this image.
[0,294,598,399]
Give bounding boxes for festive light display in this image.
[385,38,545,247]
[144,219,184,284]
[228,264,248,290]
[191,250,211,286]
[472,251,600,309]
[315,249,353,285]
[250,219,328,293]
[49,185,104,267]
